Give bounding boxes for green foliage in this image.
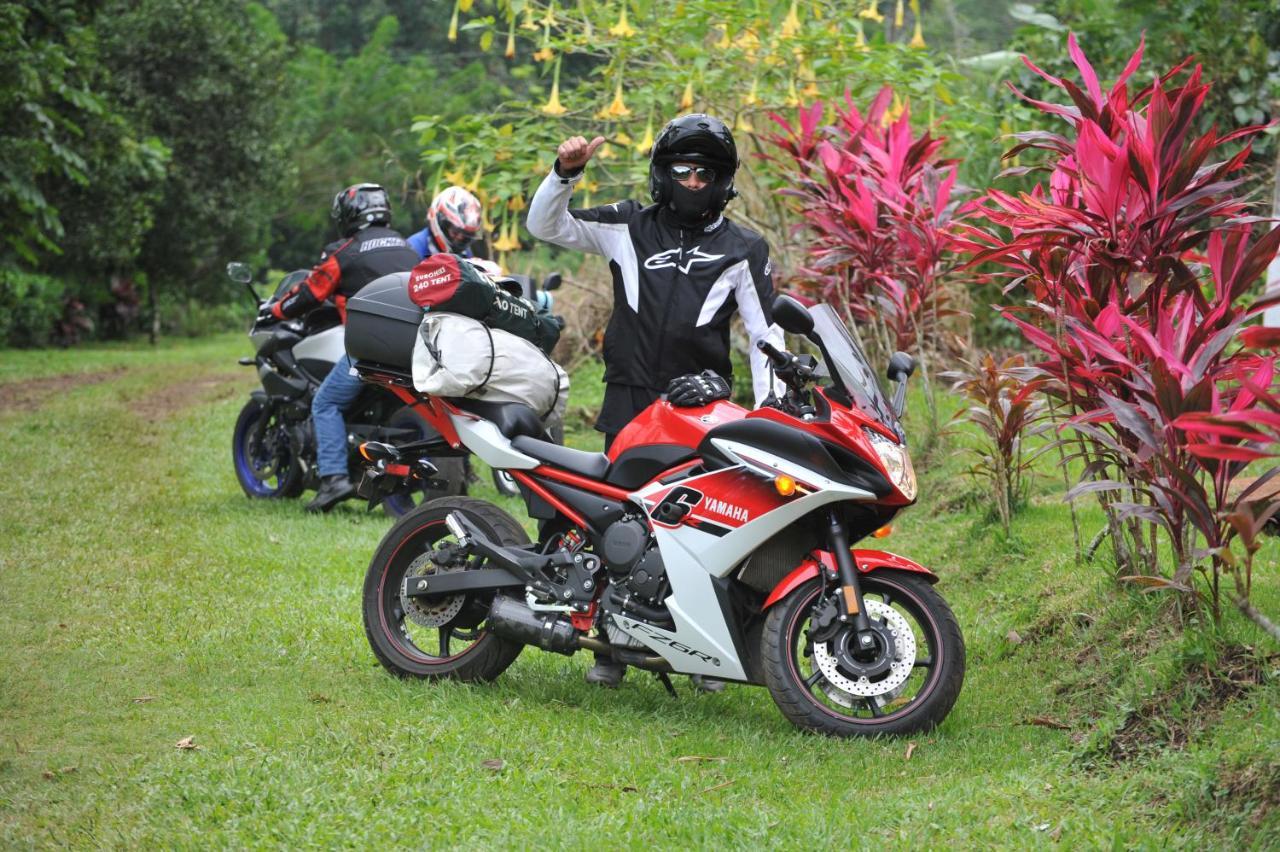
[0,2,116,263]
[0,267,68,346]
[91,0,289,299]
[271,14,514,268]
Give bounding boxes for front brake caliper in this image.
[808,594,842,644]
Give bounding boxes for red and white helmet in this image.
[427,186,483,253]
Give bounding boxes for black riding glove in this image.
[256,302,279,325]
[666,370,731,407]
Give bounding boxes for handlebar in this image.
[757,339,792,369]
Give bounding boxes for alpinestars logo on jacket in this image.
[643,245,726,274]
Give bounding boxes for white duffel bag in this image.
[411,312,568,423]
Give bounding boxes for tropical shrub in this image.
[954,35,1280,624]
[761,88,963,431]
[940,352,1050,534]
[420,0,998,271]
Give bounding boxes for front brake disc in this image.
[812,599,916,699]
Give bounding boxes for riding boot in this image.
[307,474,355,513]
[585,652,627,687]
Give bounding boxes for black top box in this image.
[345,272,419,370]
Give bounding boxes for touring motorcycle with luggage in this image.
[225,261,468,516]
[347,288,964,737]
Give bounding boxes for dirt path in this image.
[129,369,250,421]
[0,366,131,414]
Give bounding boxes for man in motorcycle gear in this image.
[527,113,783,453]
[409,186,483,259]
[262,182,420,512]
[527,114,782,687]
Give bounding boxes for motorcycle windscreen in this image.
[807,305,902,440]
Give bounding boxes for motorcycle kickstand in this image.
[655,671,679,699]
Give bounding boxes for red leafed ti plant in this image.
[953,34,1280,630]
[762,88,962,434]
[940,353,1052,537]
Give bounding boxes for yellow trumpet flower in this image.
[635,119,655,154]
[466,163,484,193]
[614,131,633,145]
[883,93,908,126]
[854,22,867,49]
[785,77,799,107]
[504,17,516,58]
[542,57,569,115]
[780,1,801,39]
[508,195,527,212]
[715,26,732,49]
[578,177,599,193]
[735,112,754,133]
[858,1,883,23]
[895,0,904,27]
[521,4,538,30]
[596,143,615,160]
[533,46,555,62]
[909,16,925,48]
[443,167,467,188]
[680,79,695,110]
[448,0,459,41]
[605,79,631,117]
[811,2,823,21]
[459,0,473,11]
[743,76,760,106]
[733,27,759,53]
[541,2,556,27]
[610,3,637,37]
[541,84,568,115]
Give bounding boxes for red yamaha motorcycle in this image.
[349,294,964,737]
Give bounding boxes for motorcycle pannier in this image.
[344,271,417,369]
[412,313,569,422]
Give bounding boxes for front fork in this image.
[825,509,877,644]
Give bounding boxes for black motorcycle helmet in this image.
[648,114,739,218]
[331,183,392,237]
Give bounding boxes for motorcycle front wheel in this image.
[362,497,525,682]
[762,569,965,738]
[232,398,305,499]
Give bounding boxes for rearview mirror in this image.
[542,272,562,291]
[772,295,815,336]
[226,262,252,285]
[887,351,916,383]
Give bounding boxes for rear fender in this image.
[762,549,938,610]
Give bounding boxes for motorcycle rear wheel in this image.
[363,497,525,681]
[762,569,965,737]
[232,398,305,499]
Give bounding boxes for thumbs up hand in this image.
[556,135,606,173]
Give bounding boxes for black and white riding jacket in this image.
[526,168,784,405]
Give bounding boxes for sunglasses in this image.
[669,164,717,183]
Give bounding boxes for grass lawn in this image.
[1,334,1277,848]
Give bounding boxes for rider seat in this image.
[510,436,611,480]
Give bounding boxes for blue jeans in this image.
[313,354,363,478]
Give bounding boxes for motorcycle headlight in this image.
[865,428,917,501]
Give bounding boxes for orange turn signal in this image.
[358,443,373,462]
[774,475,797,497]
[873,524,893,539]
